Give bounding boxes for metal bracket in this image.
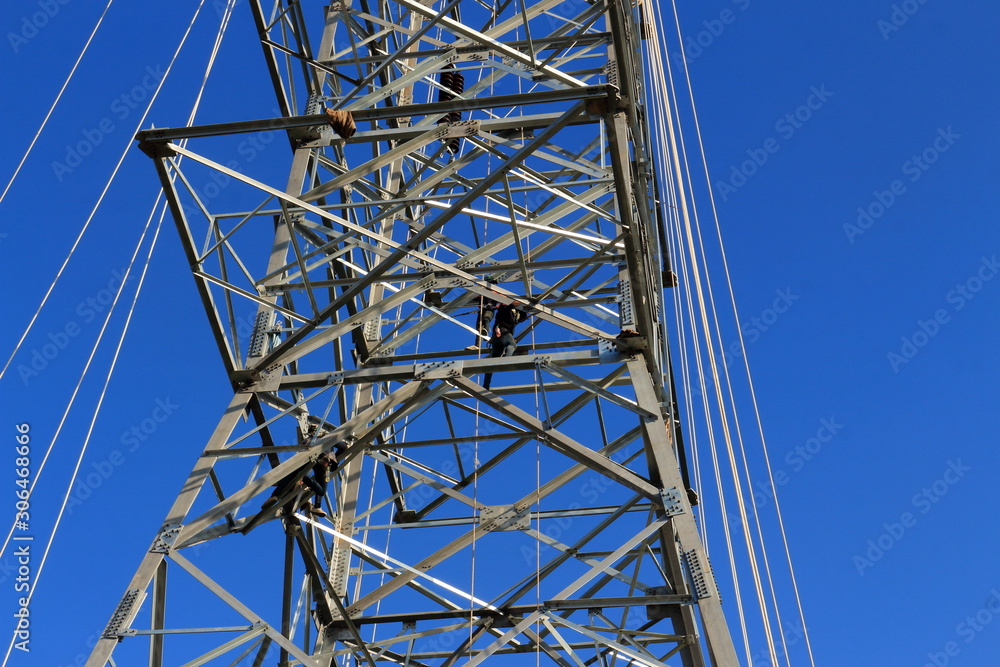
[618,278,635,328]
[682,549,712,600]
[660,487,685,517]
[480,505,531,532]
[326,626,356,640]
[290,93,329,142]
[414,359,464,379]
[604,61,619,89]
[645,585,683,621]
[329,530,353,603]
[102,588,146,639]
[255,363,284,392]
[598,338,619,363]
[136,139,176,159]
[247,311,274,358]
[363,317,381,341]
[440,119,480,139]
[150,524,182,553]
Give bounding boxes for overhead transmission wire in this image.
[0,0,215,556]
[640,7,754,655]
[389,0,482,651]
[656,18,782,667]
[651,5,790,665]
[673,96,794,667]
[0,0,120,384]
[0,1,233,664]
[0,0,231,550]
[661,1,817,663]
[0,201,165,667]
[648,0,730,599]
[646,0,815,663]
[644,4,780,664]
[661,148,711,552]
[366,134,453,636]
[669,78,788,667]
[0,0,235,388]
[0,0,116,207]
[645,57,713,567]
[358,2,426,632]
[466,1,501,652]
[630,10,708,559]
[654,1,811,664]
[642,9,776,664]
[661,133,713,555]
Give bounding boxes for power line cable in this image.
[0,0,117,206]
[0,2,236,662]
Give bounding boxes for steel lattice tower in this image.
[88,1,740,665]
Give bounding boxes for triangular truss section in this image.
[89,1,740,665]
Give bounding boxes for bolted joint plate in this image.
[480,505,530,532]
[660,487,685,517]
[290,93,330,142]
[252,364,284,392]
[682,549,713,600]
[415,359,464,380]
[151,524,182,553]
[646,585,683,621]
[617,278,634,327]
[247,311,273,358]
[363,317,382,341]
[598,338,621,363]
[137,140,176,159]
[102,588,146,639]
[438,119,480,139]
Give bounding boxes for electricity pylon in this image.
[88,1,740,665]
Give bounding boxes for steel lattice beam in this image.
[87,1,739,665]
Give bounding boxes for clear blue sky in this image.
[1,1,998,666]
